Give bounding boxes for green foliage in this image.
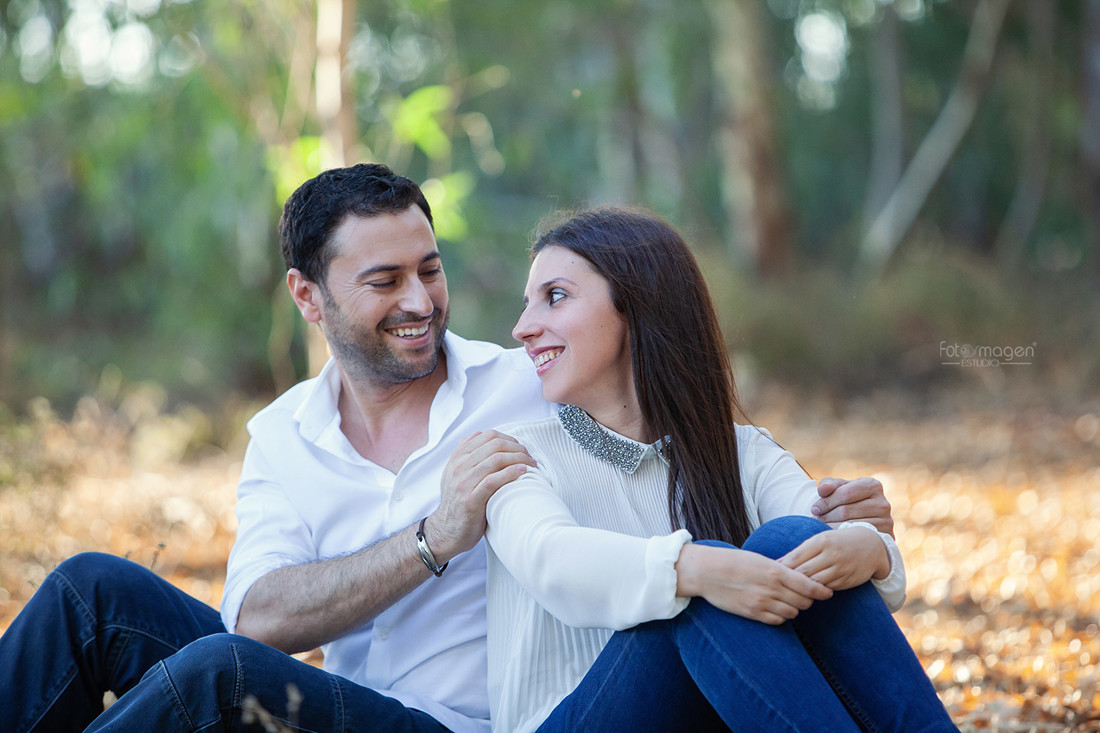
[0,0,1095,412]
[422,171,474,242]
[267,137,327,211]
[392,85,454,159]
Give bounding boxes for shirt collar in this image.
[557,404,670,474]
[293,330,495,447]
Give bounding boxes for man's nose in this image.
[400,278,434,316]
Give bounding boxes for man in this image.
[0,164,894,731]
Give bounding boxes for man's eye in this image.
[369,281,396,289]
[421,268,443,279]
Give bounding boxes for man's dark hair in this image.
[279,163,434,285]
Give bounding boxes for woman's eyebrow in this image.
[538,276,576,291]
[523,276,578,305]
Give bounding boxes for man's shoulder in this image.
[446,331,528,371]
[246,375,322,436]
[446,332,540,395]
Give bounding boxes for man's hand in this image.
[428,430,536,563]
[811,477,894,537]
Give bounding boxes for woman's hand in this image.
[777,527,890,591]
[676,544,833,625]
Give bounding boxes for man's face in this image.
[317,206,450,386]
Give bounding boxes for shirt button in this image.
[393,492,404,502]
[378,627,390,640]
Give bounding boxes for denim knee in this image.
[158,633,243,688]
[55,551,129,577]
[743,515,830,560]
[693,539,737,550]
[52,552,140,596]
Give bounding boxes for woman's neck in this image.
[583,400,655,444]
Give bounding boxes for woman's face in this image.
[513,245,634,420]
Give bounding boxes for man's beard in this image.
[322,295,450,386]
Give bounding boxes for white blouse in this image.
[485,409,905,733]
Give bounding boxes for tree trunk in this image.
[857,0,1012,277]
[305,0,359,375]
[705,0,793,277]
[600,23,644,203]
[995,0,1054,268]
[315,0,359,169]
[862,4,905,227]
[1084,0,1100,272]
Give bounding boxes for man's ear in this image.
[287,268,323,324]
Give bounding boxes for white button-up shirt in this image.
[220,331,553,733]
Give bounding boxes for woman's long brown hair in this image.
[532,207,753,546]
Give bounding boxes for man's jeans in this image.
[538,516,959,733]
[0,553,448,732]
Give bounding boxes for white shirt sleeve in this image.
[220,437,316,633]
[836,521,907,612]
[742,426,907,612]
[486,463,691,631]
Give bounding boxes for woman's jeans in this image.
[538,516,958,733]
[0,553,448,732]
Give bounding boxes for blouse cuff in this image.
[645,529,693,619]
[838,521,907,613]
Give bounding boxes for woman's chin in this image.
[540,384,573,407]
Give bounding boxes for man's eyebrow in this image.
[355,252,441,279]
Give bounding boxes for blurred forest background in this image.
[2,0,1100,729]
[0,0,1097,409]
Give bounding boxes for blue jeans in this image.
[538,516,958,733]
[0,553,449,732]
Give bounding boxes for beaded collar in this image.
[557,404,670,474]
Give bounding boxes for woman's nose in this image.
[512,305,540,343]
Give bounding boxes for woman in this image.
[484,208,956,732]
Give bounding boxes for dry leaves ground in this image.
[1,383,1099,731]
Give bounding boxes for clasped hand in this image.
[777,526,889,590]
[678,475,894,626]
[430,430,536,562]
[680,527,886,627]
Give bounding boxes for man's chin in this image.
[387,341,444,382]
[398,355,440,381]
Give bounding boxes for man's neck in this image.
[335,353,449,473]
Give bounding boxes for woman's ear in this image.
[287,268,323,324]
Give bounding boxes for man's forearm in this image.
[235,522,437,654]
[234,430,534,654]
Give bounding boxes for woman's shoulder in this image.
[493,412,592,472]
[734,422,776,447]
[733,423,792,469]
[494,414,564,444]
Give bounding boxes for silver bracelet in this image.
[416,517,448,577]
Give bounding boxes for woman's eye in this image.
[548,288,566,305]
